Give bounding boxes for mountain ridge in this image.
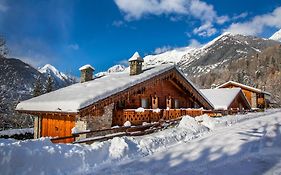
[0,58,76,130]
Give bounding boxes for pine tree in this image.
[0,35,9,57]
[45,75,54,93]
[33,77,43,97]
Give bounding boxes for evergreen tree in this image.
[33,77,43,97]
[45,75,54,93]
[0,35,9,57]
[237,71,244,84]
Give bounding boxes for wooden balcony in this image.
[112,108,204,126]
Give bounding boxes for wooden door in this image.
[41,114,75,143]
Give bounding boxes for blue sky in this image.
[0,0,281,76]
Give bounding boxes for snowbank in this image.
[196,110,277,130]
[0,115,209,175]
[1,109,280,175]
[178,116,208,133]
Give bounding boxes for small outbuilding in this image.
[200,88,251,113]
[217,81,271,109]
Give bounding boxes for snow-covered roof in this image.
[216,81,271,95]
[200,88,243,110]
[128,52,144,62]
[79,64,95,71]
[17,64,213,113]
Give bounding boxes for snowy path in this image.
[94,110,281,175]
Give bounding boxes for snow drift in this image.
[1,109,280,175]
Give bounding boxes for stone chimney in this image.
[128,52,144,76]
[79,64,95,83]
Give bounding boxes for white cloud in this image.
[232,12,248,20]
[154,45,173,54]
[114,0,187,20]
[216,15,229,24]
[67,43,79,50]
[16,56,48,68]
[188,39,202,47]
[117,59,129,66]
[225,7,281,36]
[114,0,228,37]
[193,22,217,37]
[114,0,226,23]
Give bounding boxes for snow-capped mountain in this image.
[105,32,279,80]
[107,64,126,73]
[39,64,77,87]
[143,47,197,67]
[39,64,69,81]
[141,32,278,76]
[95,64,126,78]
[270,29,281,42]
[180,32,279,75]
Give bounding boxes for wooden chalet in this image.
[16,52,213,143]
[200,88,251,115]
[217,81,271,109]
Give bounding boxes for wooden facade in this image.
[18,66,213,143]
[76,68,213,134]
[217,81,270,109]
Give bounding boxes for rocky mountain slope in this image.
[0,57,76,130]
[191,44,281,106]
[142,32,279,76]
[142,32,280,105]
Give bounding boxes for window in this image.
[141,98,149,108]
[174,99,179,109]
[117,100,125,109]
[152,95,158,109]
[166,96,172,109]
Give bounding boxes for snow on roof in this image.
[17,64,178,113]
[216,81,271,95]
[128,52,144,62]
[79,64,95,71]
[200,88,242,110]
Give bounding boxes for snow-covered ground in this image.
[1,109,281,175]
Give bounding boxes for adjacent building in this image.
[200,88,251,114]
[217,81,271,109]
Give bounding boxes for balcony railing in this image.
[112,108,203,126]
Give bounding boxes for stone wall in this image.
[76,103,114,138]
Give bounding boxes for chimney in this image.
[79,64,95,83]
[128,52,144,76]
